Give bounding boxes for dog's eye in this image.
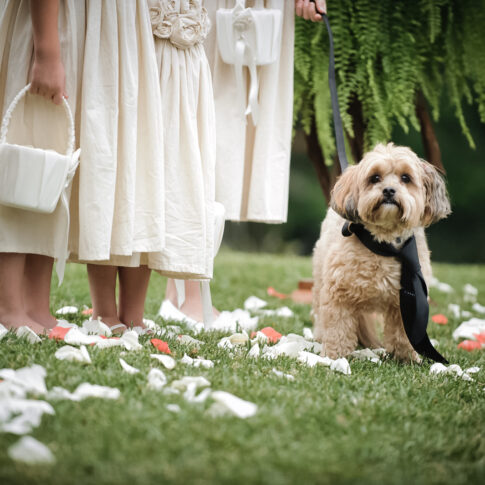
[369,174,381,184]
[401,174,411,184]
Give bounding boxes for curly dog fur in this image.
[312,143,451,361]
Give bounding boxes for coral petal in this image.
[267,287,288,299]
[48,326,71,341]
[150,338,171,354]
[431,314,448,325]
[458,340,482,351]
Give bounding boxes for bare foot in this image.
[28,311,57,330]
[0,312,47,334]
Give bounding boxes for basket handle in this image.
[0,83,75,156]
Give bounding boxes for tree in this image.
[294,0,485,202]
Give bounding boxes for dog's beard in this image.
[359,191,422,231]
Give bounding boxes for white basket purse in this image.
[216,0,283,125]
[0,84,81,283]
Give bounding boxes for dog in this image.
[312,143,451,361]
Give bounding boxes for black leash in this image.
[311,2,447,363]
[310,2,348,172]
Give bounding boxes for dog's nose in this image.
[383,187,396,198]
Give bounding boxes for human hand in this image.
[295,0,327,22]
[30,53,66,105]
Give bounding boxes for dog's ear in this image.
[420,160,451,226]
[330,165,360,222]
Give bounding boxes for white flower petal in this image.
[150,354,176,369]
[16,326,41,344]
[55,306,78,315]
[147,368,167,390]
[208,391,257,418]
[119,358,140,374]
[55,345,91,364]
[8,436,55,464]
[244,296,267,312]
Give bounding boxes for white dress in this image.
[204,0,294,223]
[0,1,165,269]
[143,0,217,280]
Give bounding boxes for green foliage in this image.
[294,0,485,160]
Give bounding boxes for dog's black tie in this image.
[342,222,448,364]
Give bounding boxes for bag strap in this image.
[0,83,75,156]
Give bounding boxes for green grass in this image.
[1,250,484,485]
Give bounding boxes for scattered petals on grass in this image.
[429,277,454,293]
[472,302,485,314]
[81,307,93,316]
[244,296,267,312]
[180,353,214,369]
[56,306,79,315]
[0,399,55,434]
[303,327,314,340]
[452,318,485,341]
[70,383,120,401]
[82,319,112,337]
[49,326,71,341]
[150,354,176,369]
[474,332,485,344]
[16,326,41,344]
[267,286,288,299]
[177,335,204,348]
[166,404,181,413]
[271,368,295,381]
[448,303,461,319]
[208,309,258,333]
[0,323,8,341]
[430,363,473,381]
[432,314,448,325]
[463,283,478,303]
[458,340,483,351]
[0,364,47,396]
[8,436,55,465]
[150,339,171,354]
[147,368,167,390]
[259,307,294,318]
[119,358,140,374]
[208,391,257,419]
[298,351,333,368]
[170,376,210,393]
[55,345,91,364]
[350,348,381,364]
[257,327,282,343]
[247,343,260,359]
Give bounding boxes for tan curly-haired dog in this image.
[312,143,451,361]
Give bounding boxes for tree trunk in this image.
[304,118,341,203]
[416,90,445,174]
[347,96,365,163]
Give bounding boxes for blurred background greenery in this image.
[223,100,484,263]
[222,1,484,264]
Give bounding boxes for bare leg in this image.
[165,278,219,322]
[118,265,151,326]
[24,254,57,329]
[0,253,45,333]
[87,264,120,326]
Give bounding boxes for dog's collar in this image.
[342,222,403,249]
[341,221,448,364]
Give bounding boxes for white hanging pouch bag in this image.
[216,0,283,124]
[0,84,81,283]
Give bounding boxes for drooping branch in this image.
[416,90,445,174]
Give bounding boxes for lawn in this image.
[1,250,484,485]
